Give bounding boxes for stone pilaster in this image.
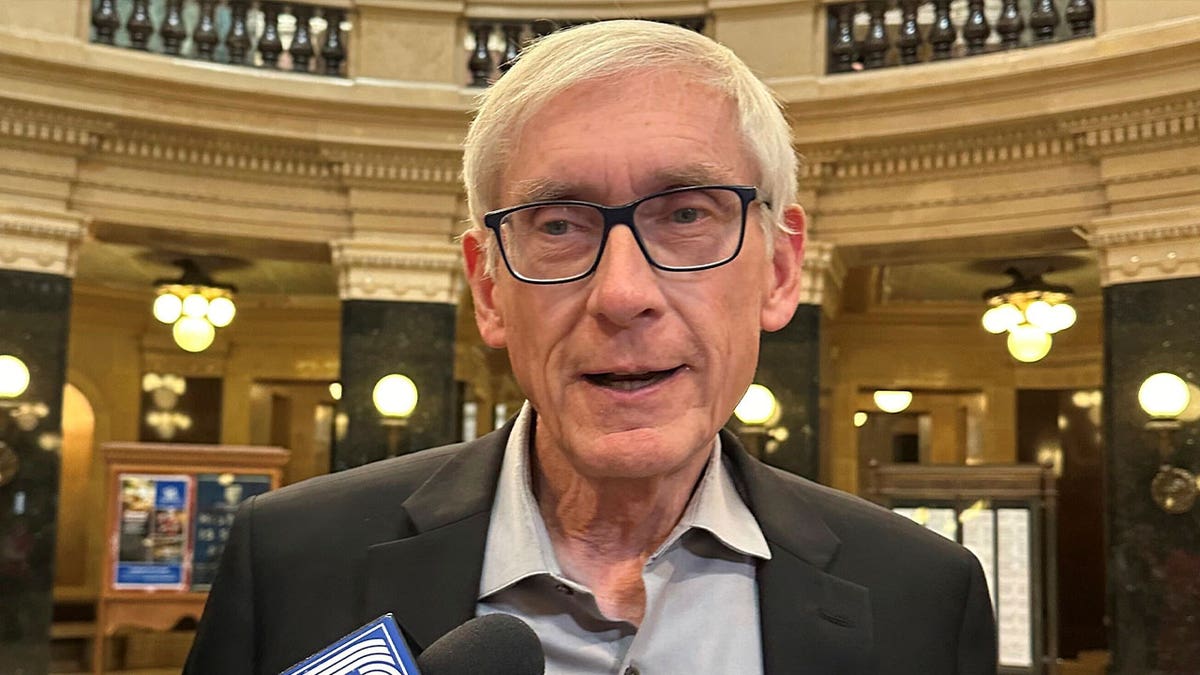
[329,237,462,470]
[1082,207,1200,674]
[756,241,844,481]
[0,203,86,674]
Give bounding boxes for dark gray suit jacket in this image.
[184,424,997,674]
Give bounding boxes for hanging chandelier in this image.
[981,267,1076,363]
[151,260,237,353]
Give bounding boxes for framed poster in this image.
[190,472,273,591]
[113,473,193,590]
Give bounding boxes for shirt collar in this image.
[479,402,770,600]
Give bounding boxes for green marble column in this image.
[754,242,843,482]
[1089,210,1200,673]
[0,206,85,674]
[330,237,462,471]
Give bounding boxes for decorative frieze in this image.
[797,240,846,314]
[0,204,89,277]
[0,103,103,151]
[799,94,1199,187]
[1081,206,1200,286]
[330,237,463,304]
[324,148,462,189]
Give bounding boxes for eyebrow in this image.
[507,163,740,205]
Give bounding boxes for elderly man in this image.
[185,20,997,675]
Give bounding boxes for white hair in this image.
[462,19,797,273]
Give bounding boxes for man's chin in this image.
[565,428,711,481]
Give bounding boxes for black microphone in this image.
[417,614,545,675]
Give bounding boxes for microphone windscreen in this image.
[416,613,545,675]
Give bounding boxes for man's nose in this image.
[585,225,667,326]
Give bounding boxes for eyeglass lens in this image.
[497,187,745,281]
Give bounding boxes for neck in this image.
[529,425,713,624]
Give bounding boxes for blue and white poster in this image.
[114,473,192,590]
[190,472,272,591]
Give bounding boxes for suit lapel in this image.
[363,425,510,651]
[721,430,876,674]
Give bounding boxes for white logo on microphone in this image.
[282,615,419,675]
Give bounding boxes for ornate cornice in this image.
[323,147,462,189]
[1080,206,1200,286]
[330,237,463,303]
[0,204,89,277]
[0,102,104,152]
[797,240,846,314]
[0,100,465,190]
[799,93,1200,187]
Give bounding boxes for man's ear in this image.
[760,204,807,332]
[462,230,508,348]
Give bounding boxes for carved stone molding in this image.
[324,148,462,190]
[798,240,846,314]
[799,94,1200,188]
[0,102,104,152]
[331,237,463,304]
[0,203,89,277]
[1081,206,1200,286]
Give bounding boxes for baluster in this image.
[828,4,857,74]
[193,0,219,60]
[962,0,991,55]
[160,0,187,55]
[467,22,494,86]
[530,20,557,39]
[1064,0,1095,36]
[224,0,251,63]
[258,2,284,68]
[289,5,315,72]
[862,1,889,69]
[896,0,923,65]
[126,0,154,50]
[677,18,706,34]
[995,0,1024,48]
[499,23,523,74]
[1029,0,1060,42]
[92,0,120,45]
[320,9,346,76]
[929,0,957,60]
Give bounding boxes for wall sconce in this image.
[873,390,913,414]
[1138,372,1200,514]
[0,354,31,487]
[734,384,788,459]
[373,374,418,458]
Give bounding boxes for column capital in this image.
[1080,206,1200,286]
[0,203,89,277]
[330,236,463,304]
[797,240,846,315]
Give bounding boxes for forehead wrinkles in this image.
[507,163,740,206]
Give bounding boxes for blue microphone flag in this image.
[280,614,421,675]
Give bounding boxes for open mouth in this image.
[583,366,683,392]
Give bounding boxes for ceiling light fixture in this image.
[152,260,237,353]
[981,267,1076,363]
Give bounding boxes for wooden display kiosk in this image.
[865,461,1059,675]
[95,442,290,674]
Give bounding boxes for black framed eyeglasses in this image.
[483,185,768,285]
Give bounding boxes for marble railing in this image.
[90,0,350,77]
[826,0,1095,73]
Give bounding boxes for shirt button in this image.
[554,582,574,595]
[624,668,640,675]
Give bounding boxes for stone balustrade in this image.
[90,0,350,76]
[827,0,1095,74]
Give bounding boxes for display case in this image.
[95,442,290,674]
[865,461,1058,675]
